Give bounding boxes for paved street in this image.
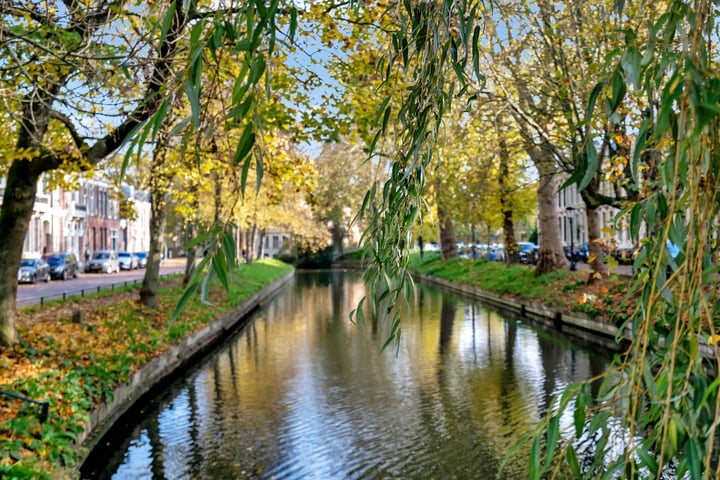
[16,259,186,307]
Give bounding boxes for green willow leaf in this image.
[609,70,627,114]
[184,79,201,128]
[528,436,541,480]
[289,6,298,42]
[586,80,605,130]
[159,1,178,48]
[212,249,230,293]
[171,281,200,323]
[233,122,255,167]
[686,438,702,480]
[621,46,642,88]
[578,141,598,192]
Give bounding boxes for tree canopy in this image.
[3,0,720,476]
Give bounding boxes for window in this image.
[111,229,117,251]
[89,187,95,215]
[33,217,39,252]
[273,236,279,249]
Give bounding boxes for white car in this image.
[85,250,119,273]
[118,251,138,270]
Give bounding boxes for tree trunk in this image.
[140,192,166,308]
[257,230,266,259]
[331,224,345,258]
[140,133,173,308]
[213,171,222,223]
[534,156,569,275]
[502,209,517,264]
[0,162,39,346]
[498,134,518,264]
[437,201,457,260]
[183,221,197,287]
[246,223,256,264]
[585,204,608,279]
[183,184,200,286]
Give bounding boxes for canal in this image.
[82,270,609,479]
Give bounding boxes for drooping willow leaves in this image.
[517,1,720,478]
[353,0,487,345]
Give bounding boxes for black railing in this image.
[0,389,49,423]
[16,272,181,308]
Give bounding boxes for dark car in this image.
[518,242,538,264]
[613,247,636,265]
[46,252,79,280]
[564,244,590,263]
[17,258,51,284]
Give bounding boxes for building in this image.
[0,174,151,261]
[557,181,633,251]
[121,186,151,253]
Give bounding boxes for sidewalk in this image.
[575,261,634,276]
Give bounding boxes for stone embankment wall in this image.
[75,271,295,473]
[415,273,628,352]
[416,273,717,358]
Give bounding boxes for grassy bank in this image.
[0,259,292,479]
[408,252,636,322]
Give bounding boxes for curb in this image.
[74,270,295,474]
[416,273,718,358]
[414,273,630,352]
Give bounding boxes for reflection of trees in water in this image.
[187,381,204,473]
[439,296,456,356]
[97,273,613,479]
[146,403,166,479]
[539,334,565,411]
[499,317,518,433]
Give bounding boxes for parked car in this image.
[118,251,138,270]
[612,247,636,265]
[46,252,79,280]
[564,244,590,263]
[135,251,148,268]
[517,242,539,264]
[18,258,50,284]
[490,247,506,261]
[85,250,119,273]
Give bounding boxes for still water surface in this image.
[85,270,608,479]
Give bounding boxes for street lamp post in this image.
[566,206,576,271]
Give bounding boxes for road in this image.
[16,259,186,307]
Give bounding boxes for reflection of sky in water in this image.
[95,271,609,480]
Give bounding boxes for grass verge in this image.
[0,259,292,479]
[408,252,636,322]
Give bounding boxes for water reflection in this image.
[84,270,609,479]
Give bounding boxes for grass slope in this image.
[0,259,292,479]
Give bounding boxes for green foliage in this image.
[358,0,486,347]
[409,253,595,305]
[0,260,291,477]
[524,1,720,477]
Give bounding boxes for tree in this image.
[313,141,381,257]
[482,1,663,278]
[0,0,195,345]
[518,1,720,477]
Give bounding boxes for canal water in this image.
[83,270,609,479]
